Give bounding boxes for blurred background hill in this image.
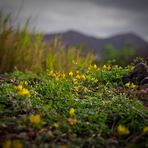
[44,30,148,64]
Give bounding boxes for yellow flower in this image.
[29,114,41,124]
[62,74,66,79]
[74,86,80,92]
[48,70,54,76]
[117,124,130,135]
[125,82,137,89]
[103,65,107,69]
[93,64,97,70]
[72,78,78,84]
[125,82,130,88]
[143,126,148,133]
[17,88,30,96]
[2,140,23,148]
[20,81,28,86]
[16,84,30,96]
[69,71,73,76]
[107,65,111,70]
[88,65,92,70]
[16,84,23,91]
[72,60,77,65]
[81,74,86,80]
[76,74,81,79]
[76,70,79,74]
[55,77,60,81]
[91,78,98,83]
[60,144,68,148]
[69,108,75,116]
[103,65,111,70]
[2,140,11,148]
[94,79,98,83]
[12,140,23,148]
[130,83,136,89]
[24,81,28,86]
[68,118,77,125]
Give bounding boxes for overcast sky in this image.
[0,0,148,40]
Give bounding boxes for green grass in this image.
[0,13,94,73]
[0,64,148,148]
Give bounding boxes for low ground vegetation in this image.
[0,64,148,147]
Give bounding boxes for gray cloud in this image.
[0,0,148,40]
[76,0,148,12]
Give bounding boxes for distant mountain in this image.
[43,30,148,60]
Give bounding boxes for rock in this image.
[140,85,148,90]
[131,63,148,84]
[122,62,148,85]
[122,74,132,83]
[0,74,18,85]
[133,63,148,74]
[141,77,148,85]
[122,62,148,107]
[0,74,8,81]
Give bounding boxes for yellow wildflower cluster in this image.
[143,126,148,133]
[69,71,73,76]
[88,66,91,71]
[125,82,137,89]
[69,70,87,82]
[29,114,41,125]
[88,64,99,71]
[20,81,28,86]
[69,108,75,116]
[91,78,98,83]
[48,71,66,81]
[72,60,78,65]
[72,78,78,84]
[76,70,79,74]
[16,84,30,96]
[68,108,77,125]
[73,86,80,92]
[76,74,81,79]
[2,139,23,148]
[93,64,97,70]
[80,74,87,80]
[75,74,87,80]
[117,124,130,135]
[103,65,111,71]
[117,124,148,135]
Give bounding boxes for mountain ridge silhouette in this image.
[43,30,148,59]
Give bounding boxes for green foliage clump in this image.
[45,37,94,73]
[102,44,137,66]
[0,64,148,147]
[0,13,94,73]
[0,13,45,72]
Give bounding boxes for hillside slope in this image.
[44,30,148,59]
